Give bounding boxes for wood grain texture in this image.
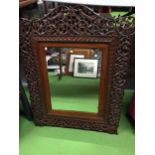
[19,5,135,133]
[19,0,37,8]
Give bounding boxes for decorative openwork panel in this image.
[19,5,135,133]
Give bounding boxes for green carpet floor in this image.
[48,74,99,112]
[19,90,134,155]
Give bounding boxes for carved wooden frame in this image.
[19,5,134,133]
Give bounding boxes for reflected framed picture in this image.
[68,54,85,72]
[66,48,92,74]
[73,59,98,78]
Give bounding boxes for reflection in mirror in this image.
[44,47,103,113]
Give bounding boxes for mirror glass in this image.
[44,47,103,113]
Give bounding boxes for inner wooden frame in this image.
[35,42,109,120]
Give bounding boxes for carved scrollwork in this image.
[29,5,116,36]
[19,5,135,133]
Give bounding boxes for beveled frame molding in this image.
[19,5,135,133]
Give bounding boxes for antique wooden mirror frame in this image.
[20,5,134,133]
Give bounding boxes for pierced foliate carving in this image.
[31,5,116,36]
[19,5,135,133]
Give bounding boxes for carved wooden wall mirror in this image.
[20,5,134,134]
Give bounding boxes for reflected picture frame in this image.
[66,48,92,74]
[73,58,98,78]
[68,54,85,73]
